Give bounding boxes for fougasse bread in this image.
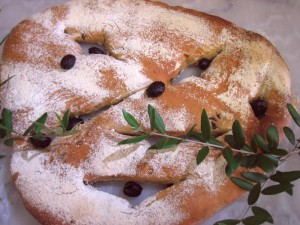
[0,0,292,224]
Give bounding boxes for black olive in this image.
[211,121,217,129]
[60,54,76,70]
[250,99,267,119]
[123,181,143,197]
[29,134,52,148]
[88,47,105,54]
[146,81,165,98]
[198,58,211,70]
[66,117,84,131]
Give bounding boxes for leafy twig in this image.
[120,103,300,225]
[236,144,299,225]
[0,109,80,148]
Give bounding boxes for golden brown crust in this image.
[1,0,292,224]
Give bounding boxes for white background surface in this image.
[0,0,300,225]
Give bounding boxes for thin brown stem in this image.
[239,205,251,223]
[146,131,256,155]
[238,141,300,223]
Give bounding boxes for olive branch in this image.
[119,104,300,225]
[0,107,80,151]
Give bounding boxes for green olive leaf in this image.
[250,137,258,153]
[248,183,261,205]
[147,105,155,130]
[266,125,279,150]
[0,124,12,133]
[230,177,254,191]
[224,135,237,149]
[34,113,48,134]
[192,131,224,146]
[240,155,258,168]
[270,148,288,156]
[0,123,6,138]
[1,108,13,135]
[153,110,166,134]
[264,154,279,167]
[23,113,48,135]
[254,134,269,153]
[54,112,66,130]
[118,135,150,145]
[257,154,275,173]
[191,131,204,142]
[242,214,270,225]
[147,105,165,134]
[4,138,14,147]
[122,109,140,130]
[261,183,294,195]
[234,153,243,164]
[241,172,267,183]
[33,122,52,136]
[242,144,255,153]
[0,155,6,159]
[201,109,211,142]
[270,170,300,183]
[208,137,224,147]
[149,137,168,149]
[196,146,210,165]
[53,127,64,136]
[285,185,294,196]
[185,124,196,139]
[225,153,242,177]
[232,120,245,149]
[251,206,274,224]
[287,103,300,127]
[62,109,70,131]
[283,126,295,145]
[148,137,180,150]
[223,148,238,176]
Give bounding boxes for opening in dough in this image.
[90,180,169,206]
